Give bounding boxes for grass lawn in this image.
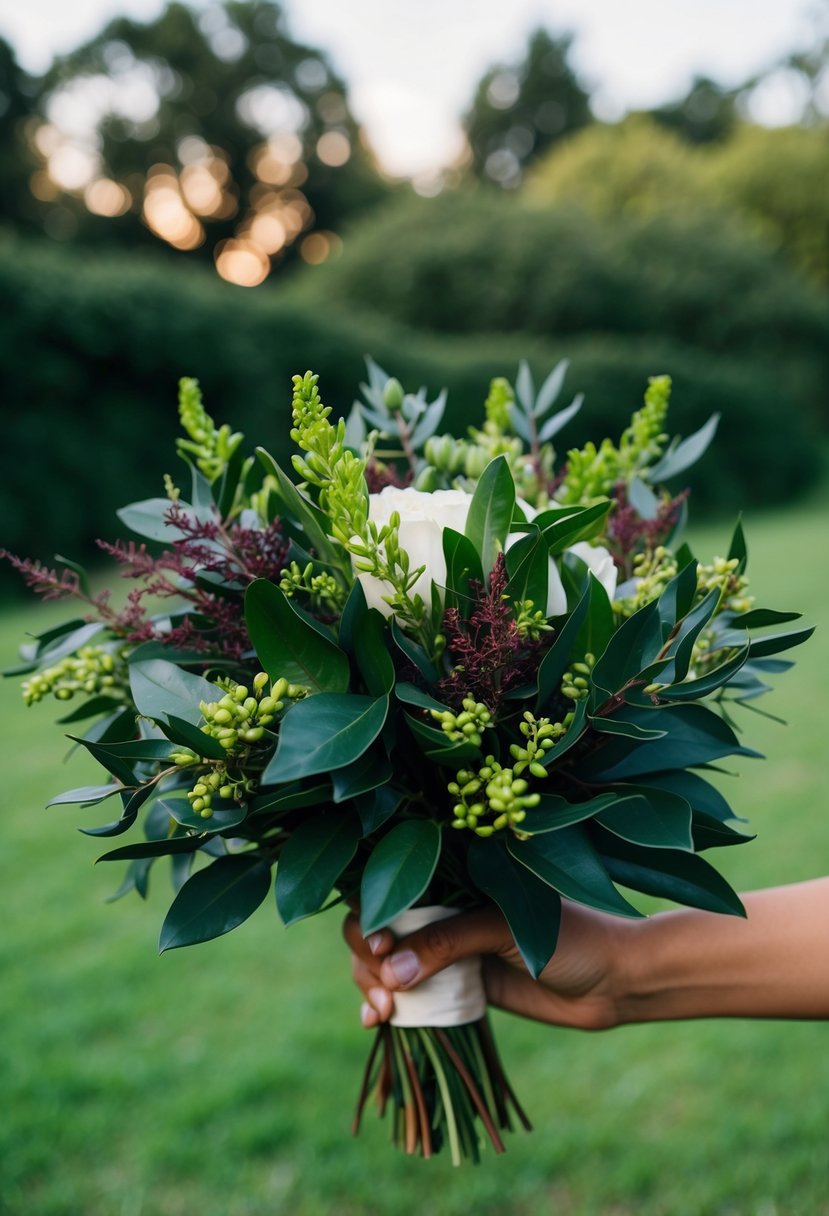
[1,489,828,1216]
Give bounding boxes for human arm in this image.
[344,878,829,1029]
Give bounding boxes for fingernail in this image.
[388,950,419,986]
[366,932,385,955]
[360,1002,374,1027]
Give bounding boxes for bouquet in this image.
[4,361,812,1165]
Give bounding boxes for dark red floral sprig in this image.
[439,553,547,713]
[605,482,689,577]
[0,553,81,601]
[364,459,412,494]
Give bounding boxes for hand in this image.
[343,901,629,1032]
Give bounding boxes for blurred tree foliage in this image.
[0,38,40,234]
[464,28,592,187]
[10,1,387,276]
[0,234,821,596]
[647,75,740,145]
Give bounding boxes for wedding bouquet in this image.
[5,361,812,1165]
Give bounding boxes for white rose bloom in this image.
[511,502,616,616]
[356,487,474,617]
[568,541,618,601]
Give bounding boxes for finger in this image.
[378,907,516,991]
[342,912,394,961]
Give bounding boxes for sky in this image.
[0,0,822,178]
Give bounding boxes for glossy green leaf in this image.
[596,830,745,916]
[465,455,515,576]
[395,682,448,714]
[161,796,248,833]
[727,516,747,574]
[245,579,350,694]
[159,854,272,951]
[129,659,217,728]
[590,599,663,702]
[729,608,802,629]
[536,582,591,708]
[584,703,761,781]
[443,527,484,617]
[404,712,481,764]
[663,644,750,700]
[55,694,124,725]
[331,748,393,802]
[594,787,693,851]
[255,448,335,561]
[355,786,405,836]
[97,834,203,863]
[352,608,394,696]
[508,825,643,918]
[747,626,815,659]
[263,693,389,783]
[250,781,332,816]
[360,820,441,935]
[338,578,368,655]
[390,619,438,682]
[589,714,666,741]
[468,838,561,978]
[160,714,228,760]
[276,811,361,925]
[657,560,699,637]
[538,500,612,556]
[48,783,123,808]
[520,791,620,833]
[505,528,548,614]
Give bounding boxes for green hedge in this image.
[298,192,829,419]
[0,236,821,596]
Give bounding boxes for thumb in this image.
[378,906,514,991]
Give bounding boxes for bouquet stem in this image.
[352,1017,531,1166]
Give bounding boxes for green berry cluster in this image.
[185,766,253,819]
[697,557,753,614]
[508,710,566,775]
[449,756,541,836]
[176,377,243,483]
[279,560,345,614]
[197,672,300,753]
[512,599,552,641]
[615,546,680,617]
[430,697,492,747]
[22,645,128,707]
[561,653,596,702]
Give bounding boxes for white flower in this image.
[355,486,473,617]
[355,486,617,621]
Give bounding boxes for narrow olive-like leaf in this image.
[255,448,335,561]
[159,855,272,951]
[48,784,123,808]
[589,714,667,740]
[747,626,814,659]
[395,682,449,714]
[404,712,481,764]
[360,820,441,935]
[538,392,583,442]
[160,714,228,760]
[245,579,350,694]
[633,769,739,824]
[117,498,214,543]
[465,455,516,576]
[55,695,125,725]
[533,358,567,416]
[250,781,331,816]
[657,560,698,638]
[727,516,747,574]
[352,608,394,696]
[68,735,137,786]
[276,811,361,925]
[647,413,719,483]
[468,839,561,978]
[508,826,643,918]
[539,500,612,556]
[129,659,217,728]
[409,391,447,448]
[595,829,745,916]
[541,697,589,766]
[627,476,660,521]
[515,359,534,412]
[653,586,721,686]
[97,834,203,863]
[663,644,750,700]
[338,578,368,655]
[263,693,389,783]
[729,608,802,629]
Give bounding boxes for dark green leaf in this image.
[48,783,124,808]
[129,660,217,728]
[276,811,361,925]
[250,781,332,815]
[443,527,484,617]
[255,449,335,562]
[161,796,248,833]
[727,517,747,574]
[468,838,561,978]
[465,455,516,575]
[729,608,802,629]
[56,695,125,724]
[244,580,350,694]
[160,714,228,760]
[353,608,394,696]
[263,694,389,783]
[360,820,441,935]
[505,528,548,614]
[68,734,137,786]
[356,786,405,836]
[595,787,693,851]
[404,712,481,764]
[595,829,745,916]
[747,626,815,659]
[395,682,448,714]
[159,854,271,951]
[654,586,722,686]
[508,826,643,918]
[589,714,666,741]
[538,500,612,556]
[657,560,699,636]
[390,619,438,682]
[662,644,750,700]
[541,698,589,766]
[590,599,663,702]
[331,748,393,802]
[536,582,591,708]
[520,791,620,833]
[338,579,368,655]
[97,834,203,862]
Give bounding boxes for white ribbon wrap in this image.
[387,905,486,1027]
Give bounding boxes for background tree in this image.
[0,38,42,235]
[464,28,592,187]
[647,75,739,145]
[21,0,388,282]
